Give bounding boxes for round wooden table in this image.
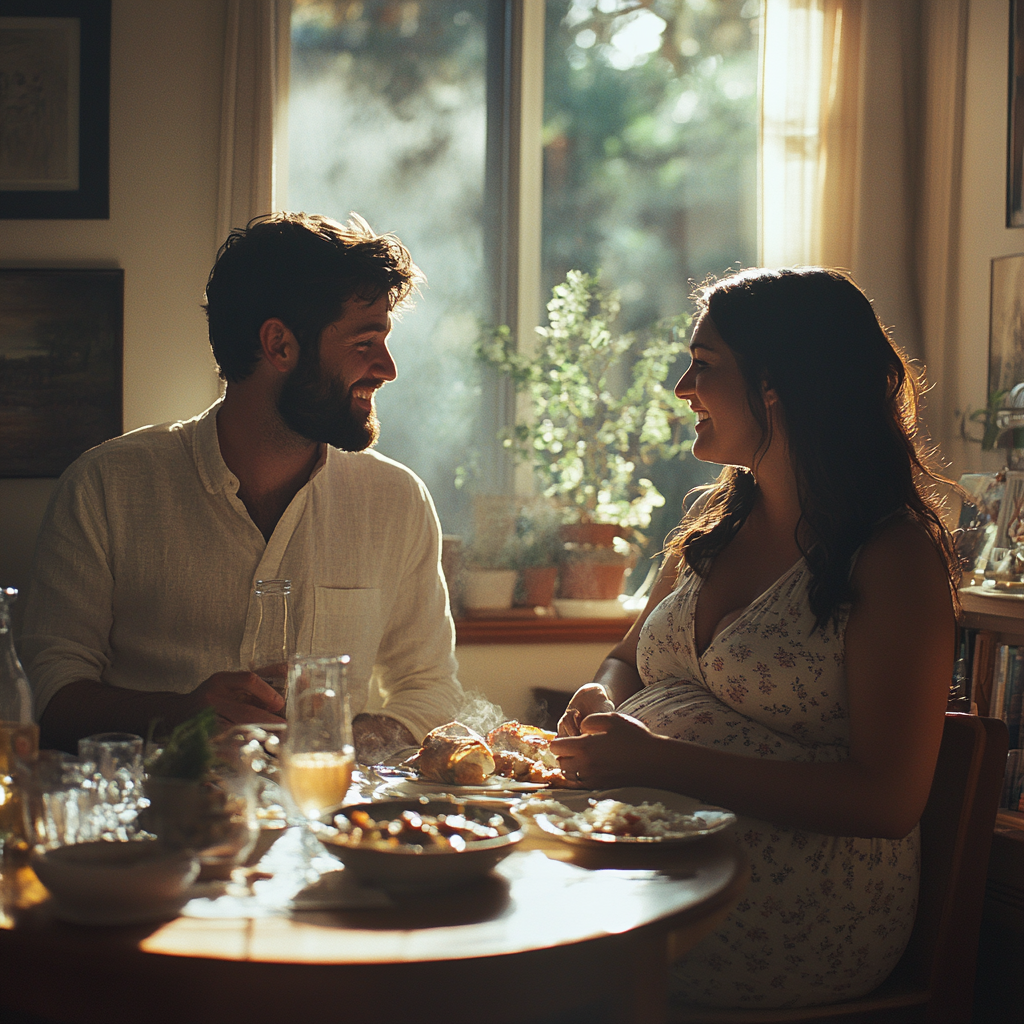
[0,825,747,1024]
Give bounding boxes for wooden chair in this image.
[668,713,1010,1024]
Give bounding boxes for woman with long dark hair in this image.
[551,267,959,1009]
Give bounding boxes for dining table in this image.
[0,779,748,1024]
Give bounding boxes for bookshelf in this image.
[957,588,1024,1021]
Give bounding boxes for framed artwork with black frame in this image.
[0,268,123,477]
[1010,0,1024,227]
[0,0,110,219]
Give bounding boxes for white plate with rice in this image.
[520,787,737,845]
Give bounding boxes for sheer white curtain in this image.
[759,0,861,269]
[216,0,291,251]
[758,0,968,446]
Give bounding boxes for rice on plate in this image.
[518,793,736,843]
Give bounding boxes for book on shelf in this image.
[991,643,1012,728]
[970,626,995,716]
[1006,647,1023,751]
[1001,749,1023,812]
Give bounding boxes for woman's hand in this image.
[551,712,660,788]
[556,683,615,736]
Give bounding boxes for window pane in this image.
[542,0,759,567]
[289,1,490,536]
[288,1,761,560]
[543,0,759,328]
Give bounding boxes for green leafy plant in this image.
[475,270,694,541]
[963,390,1009,451]
[145,708,219,781]
[510,498,565,569]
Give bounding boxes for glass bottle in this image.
[249,579,293,705]
[0,587,39,850]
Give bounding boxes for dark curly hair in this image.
[202,211,423,382]
[666,266,960,630]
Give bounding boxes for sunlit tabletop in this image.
[0,778,748,1024]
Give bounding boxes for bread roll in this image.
[407,723,496,785]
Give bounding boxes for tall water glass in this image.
[282,655,354,821]
[249,579,293,706]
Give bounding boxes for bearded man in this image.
[22,212,464,759]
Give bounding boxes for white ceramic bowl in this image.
[32,840,200,925]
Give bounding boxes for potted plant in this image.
[510,497,564,608]
[461,495,519,613]
[141,710,258,876]
[475,270,694,599]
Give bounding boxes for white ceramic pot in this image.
[462,568,517,610]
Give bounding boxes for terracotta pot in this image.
[558,560,629,600]
[517,566,558,608]
[559,523,630,548]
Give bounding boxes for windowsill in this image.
[455,615,635,645]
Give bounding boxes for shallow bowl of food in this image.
[314,799,523,890]
[31,839,200,925]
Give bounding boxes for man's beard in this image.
[276,350,380,452]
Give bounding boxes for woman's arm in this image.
[552,518,954,839]
[557,550,685,735]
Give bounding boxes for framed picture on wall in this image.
[989,253,1024,398]
[1010,0,1024,227]
[0,268,123,477]
[0,0,110,219]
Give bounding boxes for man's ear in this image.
[762,380,778,406]
[259,318,299,373]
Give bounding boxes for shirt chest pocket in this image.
[311,587,383,687]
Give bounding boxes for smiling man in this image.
[22,213,464,759]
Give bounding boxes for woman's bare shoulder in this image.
[852,513,952,607]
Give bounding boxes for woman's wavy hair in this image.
[203,211,423,383]
[666,266,960,630]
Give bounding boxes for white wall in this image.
[949,0,1024,480]
[0,0,226,631]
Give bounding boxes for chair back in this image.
[897,713,1008,1022]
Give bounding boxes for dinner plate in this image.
[380,776,551,797]
[528,787,737,846]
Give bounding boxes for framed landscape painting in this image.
[0,0,110,219]
[0,268,122,477]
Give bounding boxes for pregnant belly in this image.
[619,678,843,762]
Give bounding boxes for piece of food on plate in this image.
[405,723,496,785]
[487,720,559,767]
[491,749,536,780]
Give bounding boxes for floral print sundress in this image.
[620,557,918,1009]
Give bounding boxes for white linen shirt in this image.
[21,400,463,742]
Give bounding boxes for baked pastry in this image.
[487,720,558,767]
[406,723,496,785]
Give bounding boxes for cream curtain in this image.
[759,0,862,270]
[758,0,968,426]
[216,0,291,250]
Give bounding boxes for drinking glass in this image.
[20,752,95,850]
[249,579,293,706]
[77,732,145,839]
[282,655,354,821]
[141,736,259,878]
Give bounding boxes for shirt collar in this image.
[191,396,236,494]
